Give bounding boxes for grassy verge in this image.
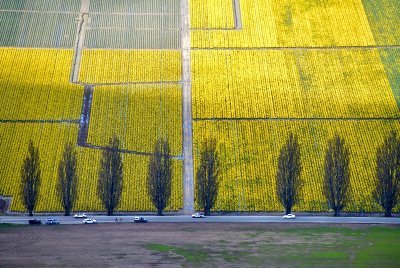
[144,225,400,267]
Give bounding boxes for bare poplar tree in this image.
[276,132,302,215]
[21,140,41,216]
[196,138,220,216]
[323,134,351,216]
[57,142,78,216]
[147,138,172,216]
[97,136,123,216]
[373,130,400,217]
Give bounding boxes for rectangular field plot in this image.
[79,50,181,84]
[85,14,180,49]
[0,49,82,120]
[87,84,182,156]
[193,120,400,212]
[191,0,375,48]
[190,0,235,29]
[85,0,180,49]
[362,0,400,45]
[191,49,400,119]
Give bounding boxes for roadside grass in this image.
[0,223,25,229]
[144,225,400,267]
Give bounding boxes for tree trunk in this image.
[285,207,291,215]
[204,208,211,216]
[334,209,340,217]
[385,210,392,217]
[157,208,163,216]
[29,211,33,217]
[107,209,113,216]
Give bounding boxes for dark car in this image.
[133,217,147,223]
[29,219,42,225]
[45,218,60,225]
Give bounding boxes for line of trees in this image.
[20,130,400,217]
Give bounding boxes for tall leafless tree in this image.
[373,130,400,217]
[323,134,351,216]
[97,136,123,216]
[57,142,78,216]
[196,138,220,216]
[276,132,302,215]
[147,138,172,216]
[21,140,41,216]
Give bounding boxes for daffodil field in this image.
[0,0,399,213]
[87,84,182,155]
[0,49,82,120]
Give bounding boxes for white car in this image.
[283,214,296,219]
[83,218,97,224]
[192,213,205,218]
[74,213,87,218]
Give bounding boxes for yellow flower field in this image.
[190,0,376,48]
[79,49,181,84]
[0,123,183,212]
[0,49,82,120]
[194,120,400,212]
[192,49,400,119]
[0,0,399,213]
[87,84,182,155]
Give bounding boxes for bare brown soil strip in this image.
[0,223,386,267]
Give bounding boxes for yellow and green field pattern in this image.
[191,0,400,47]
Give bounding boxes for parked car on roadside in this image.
[45,218,60,225]
[283,214,296,219]
[74,213,87,218]
[133,216,147,223]
[192,213,205,218]
[28,219,42,225]
[83,218,96,224]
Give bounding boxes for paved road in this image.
[1,215,400,225]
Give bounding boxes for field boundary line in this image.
[0,119,79,124]
[194,117,400,122]
[192,45,400,50]
[80,142,183,159]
